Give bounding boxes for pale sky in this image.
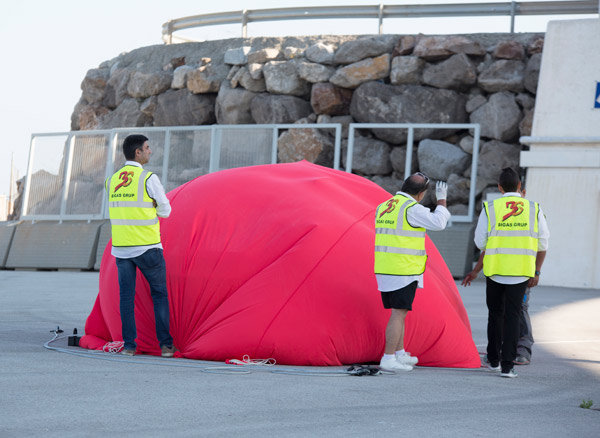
[0,0,595,197]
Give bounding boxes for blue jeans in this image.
[116,249,173,351]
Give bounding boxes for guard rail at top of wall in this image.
[162,1,600,42]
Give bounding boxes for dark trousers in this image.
[517,288,534,359]
[116,248,173,351]
[486,278,528,372]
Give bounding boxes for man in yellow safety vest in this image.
[374,172,450,372]
[106,134,175,357]
[462,167,549,378]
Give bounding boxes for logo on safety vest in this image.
[379,199,399,218]
[502,200,524,221]
[114,171,134,193]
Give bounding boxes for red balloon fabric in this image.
[80,161,480,368]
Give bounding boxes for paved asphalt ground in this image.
[1,270,599,437]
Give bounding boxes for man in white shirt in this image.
[106,134,175,357]
[462,167,549,378]
[374,173,450,372]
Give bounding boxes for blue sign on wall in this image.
[595,82,600,109]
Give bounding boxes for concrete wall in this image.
[521,19,600,288]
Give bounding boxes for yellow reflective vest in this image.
[107,165,161,247]
[483,196,539,277]
[374,194,427,276]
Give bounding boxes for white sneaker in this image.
[380,355,413,372]
[396,352,418,366]
[500,368,518,378]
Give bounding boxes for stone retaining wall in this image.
[72,33,544,213]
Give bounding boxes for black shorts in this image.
[380,281,418,310]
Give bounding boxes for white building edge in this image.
[520,18,600,288]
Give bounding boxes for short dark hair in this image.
[498,167,520,192]
[401,173,429,196]
[122,134,148,160]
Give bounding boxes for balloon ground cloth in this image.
[81,161,480,368]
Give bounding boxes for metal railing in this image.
[22,124,342,222]
[346,123,481,223]
[23,122,482,223]
[162,1,599,42]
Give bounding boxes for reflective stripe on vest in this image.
[483,196,539,277]
[108,166,161,247]
[374,194,427,276]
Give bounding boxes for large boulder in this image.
[103,68,132,109]
[297,62,336,83]
[153,89,216,126]
[78,104,110,130]
[171,65,195,89]
[527,37,544,55]
[247,63,264,80]
[239,71,267,93]
[466,94,487,113]
[215,82,257,124]
[81,68,110,105]
[224,47,251,65]
[417,139,471,180]
[350,82,468,144]
[70,97,88,130]
[310,83,353,116]
[278,127,334,166]
[466,140,521,186]
[516,92,535,110]
[317,114,354,139]
[127,71,172,98]
[389,145,419,176]
[140,96,157,118]
[305,42,336,65]
[263,61,311,96]
[493,40,525,60]
[334,35,398,64]
[97,98,152,129]
[446,173,471,205]
[422,53,477,90]
[459,136,475,154]
[342,136,392,175]
[392,35,418,56]
[524,53,542,94]
[413,36,485,61]
[371,175,403,195]
[247,48,280,64]
[329,54,391,89]
[283,46,304,60]
[470,91,522,141]
[251,94,312,124]
[187,63,230,94]
[478,60,525,93]
[390,56,425,85]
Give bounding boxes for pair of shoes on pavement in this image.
[483,355,518,377]
[121,346,176,357]
[379,353,418,372]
